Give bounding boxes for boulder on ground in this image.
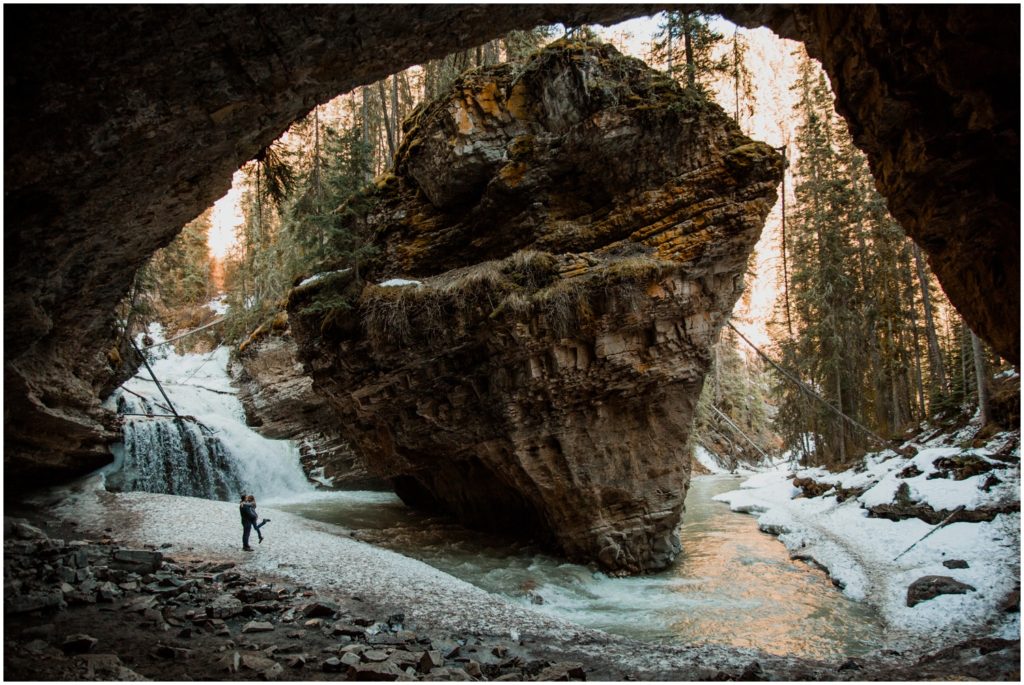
[907,576,976,607]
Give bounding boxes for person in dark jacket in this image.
[247,494,270,544]
[239,494,257,551]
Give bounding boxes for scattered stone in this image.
[942,559,970,569]
[535,661,586,681]
[61,633,98,655]
[76,653,123,678]
[124,595,158,613]
[322,657,344,673]
[288,654,307,669]
[206,593,244,618]
[907,576,977,607]
[241,653,277,671]
[364,649,391,662]
[740,661,766,681]
[388,650,420,668]
[838,658,862,671]
[340,652,363,667]
[1002,587,1020,613]
[347,660,407,681]
[202,561,236,573]
[302,599,340,618]
[110,549,163,573]
[426,666,473,681]
[262,662,285,681]
[153,644,193,660]
[11,521,48,539]
[24,639,53,654]
[220,651,242,674]
[792,477,833,498]
[5,590,65,614]
[464,660,482,677]
[331,622,365,638]
[97,580,122,602]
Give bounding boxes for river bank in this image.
[715,422,1020,651]
[5,477,1019,681]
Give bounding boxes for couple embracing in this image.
[239,494,270,551]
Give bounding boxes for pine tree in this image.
[653,11,729,91]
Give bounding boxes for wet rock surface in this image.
[289,41,783,575]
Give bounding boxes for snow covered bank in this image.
[714,425,1020,647]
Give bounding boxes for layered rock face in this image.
[5,4,1017,490]
[288,42,783,574]
[229,328,383,490]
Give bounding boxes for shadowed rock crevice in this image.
[288,41,783,574]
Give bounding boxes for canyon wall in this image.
[287,41,783,574]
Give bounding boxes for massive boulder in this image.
[288,41,783,574]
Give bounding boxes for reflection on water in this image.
[279,476,883,660]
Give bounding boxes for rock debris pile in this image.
[3,517,588,681]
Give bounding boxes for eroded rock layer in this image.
[288,42,783,574]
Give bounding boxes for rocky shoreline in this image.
[4,516,592,682]
[5,488,1020,682]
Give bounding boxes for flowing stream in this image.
[105,326,884,661]
[279,478,884,660]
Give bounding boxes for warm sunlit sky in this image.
[206,13,808,349]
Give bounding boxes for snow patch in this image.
[207,296,229,315]
[378,278,422,288]
[297,269,350,288]
[693,445,728,474]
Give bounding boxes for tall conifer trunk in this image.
[971,331,992,425]
[913,244,948,397]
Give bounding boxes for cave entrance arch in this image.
[4,5,1018,489]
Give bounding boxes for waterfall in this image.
[106,393,245,500]
[103,323,314,503]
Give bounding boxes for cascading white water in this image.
[103,321,314,504]
[108,392,244,499]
